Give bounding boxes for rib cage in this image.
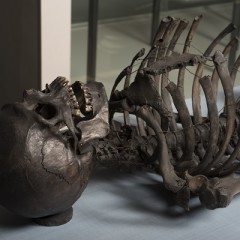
[106,15,240,203]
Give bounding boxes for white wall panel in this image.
[41,0,71,89]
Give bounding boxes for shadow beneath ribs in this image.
[90,168,205,220]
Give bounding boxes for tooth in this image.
[84,93,91,98]
[85,98,92,105]
[84,92,92,98]
[73,102,79,108]
[72,95,77,101]
[63,81,68,86]
[85,92,91,97]
[59,78,66,85]
[83,87,89,93]
[72,109,81,116]
[85,105,93,112]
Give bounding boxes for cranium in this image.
[0,76,109,226]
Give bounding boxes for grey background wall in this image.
[71,0,153,23]
[71,0,230,24]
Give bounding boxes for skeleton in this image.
[97,15,240,210]
[0,15,240,225]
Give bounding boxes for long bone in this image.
[166,19,189,56]
[130,49,148,137]
[113,18,174,125]
[123,49,145,127]
[139,17,171,71]
[109,49,145,122]
[147,17,179,93]
[166,82,196,170]
[194,76,219,174]
[212,103,240,175]
[144,53,205,75]
[157,17,179,58]
[146,17,180,133]
[204,51,236,175]
[211,37,239,100]
[148,16,175,66]
[152,16,172,46]
[192,23,236,125]
[121,101,185,192]
[144,49,205,137]
[109,48,145,100]
[141,17,176,135]
[161,19,189,133]
[177,15,203,97]
[217,139,240,176]
[116,62,187,190]
[163,20,190,157]
[199,173,240,209]
[156,17,179,102]
[230,53,240,83]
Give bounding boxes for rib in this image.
[147,16,172,67]
[166,19,189,56]
[166,82,195,170]
[205,51,236,175]
[157,17,180,58]
[194,76,219,174]
[211,37,238,100]
[192,23,236,125]
[144,53,205,75]
[177,15,203,97]
[123,49,145,126]
[230,54,240,84]
[135,105,185,192]
[162,19,189,132]
[155,17,179,92]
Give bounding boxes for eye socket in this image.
[35,103,57,119]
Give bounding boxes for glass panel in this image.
[71,0,239,98]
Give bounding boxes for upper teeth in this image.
[54,78,93,116]
[81,84,93,113]
[69,92,80,116]
[54,77,82,116]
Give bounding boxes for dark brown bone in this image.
[231,53,240,83]
[192,23,236,125]
[167,19,189,56]
[194,76,219,174]
[166,82,196,169]
[178,15,203,97]
[205,51,236,174]
[134,105,185,192]
[104,16,240,213]
[211,37,238,100]
[157,17,180,58]
[123,49,145,126]
[144,53,205,75]
[161,19,189,132]
[199,174,240,209]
